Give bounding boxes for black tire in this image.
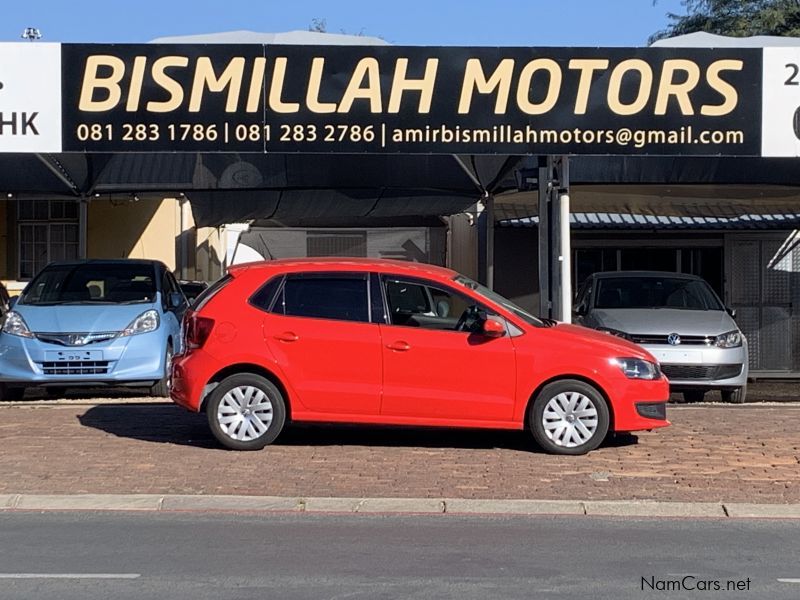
[150,343,173,398]
[0,384,25,401]
[721,386,747,404]
[206,373,286,451]
[529,379,610,455]
[683,390,706,403]
[45,387,67,398]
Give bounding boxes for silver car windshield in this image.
[453,275,545,327]
[595,277,724,311]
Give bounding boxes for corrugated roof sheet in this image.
[500,212,800,230]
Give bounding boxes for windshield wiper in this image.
[540,317,558,327]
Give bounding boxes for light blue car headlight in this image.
[613,357,661,380]
[714,330,742,348]
[120,309,160,337]
[1,311,34,338]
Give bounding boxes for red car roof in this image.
[227,258,458,281]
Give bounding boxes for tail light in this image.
[184,311,215,350]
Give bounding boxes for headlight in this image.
[613,357,660,380]
[1,311,34,338]
[120,309,160,337]
[714,330,742,348]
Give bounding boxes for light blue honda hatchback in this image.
[0,259,186,400]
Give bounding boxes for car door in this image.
[378,275,517,423]
[263,272,382,416]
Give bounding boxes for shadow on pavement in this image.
[78,404,219,449]
[77,403,639,453]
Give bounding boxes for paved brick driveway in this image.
[0,402,798,503]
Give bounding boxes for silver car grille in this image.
[631,334,714,346]
[34,332,118,346]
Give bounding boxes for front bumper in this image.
[0,330,168,385]
[606,374,671,433]
[642,343,748,388]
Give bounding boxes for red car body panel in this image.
[171,258,670,434]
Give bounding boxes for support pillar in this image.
[477,192,495,289]
[537,156,571,321]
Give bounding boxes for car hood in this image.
[548,322,654,360]
[591,308,736,336]
[14,304,157,333]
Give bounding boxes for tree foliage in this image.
[650,0,800,43]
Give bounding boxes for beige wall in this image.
[88,197,179,270]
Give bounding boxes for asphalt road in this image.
[0,512,798,599]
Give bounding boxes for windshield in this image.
[20,263,157,306]
[453,275,545,327]
[595,276,724,311]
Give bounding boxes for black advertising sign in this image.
[6,42,800,155]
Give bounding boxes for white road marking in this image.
[777,579,800,584]
[0,573,140,579]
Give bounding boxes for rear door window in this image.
[273,274,369,323]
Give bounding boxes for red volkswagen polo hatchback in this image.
[171,259,669,455]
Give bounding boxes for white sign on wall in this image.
[762,47,800,157]
[0,43,62,152]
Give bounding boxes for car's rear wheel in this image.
[0,384,24,401]
[206,373,286,451]
[683,390,706,403]
[150,343,173,398]
[529,380,609,455]
[721,386,747,404]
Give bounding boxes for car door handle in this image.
[386,341,410,352]
[274,332,299,342]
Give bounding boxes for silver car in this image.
[575,271,748,403]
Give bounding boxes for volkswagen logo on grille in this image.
[667,333,682,346]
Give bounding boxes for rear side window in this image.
[249,275,284,311]
[274,275,369,323]
[193,274,233,311]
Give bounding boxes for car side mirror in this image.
[169,292,184,309]
[482,316,506,338]
[726,307,736,319]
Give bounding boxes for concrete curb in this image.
[1,494,799,519]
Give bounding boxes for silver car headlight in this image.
[613,357,661,380]
[714,330,742,348]
[1,311,34,338]
[120,309,160,337]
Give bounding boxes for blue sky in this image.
[2,0,687,46]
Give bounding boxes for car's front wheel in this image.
[529,379,610,455]
[206,373,286,451]
[0,384,24,401]
[150,344,173,398]
[721,386,747,404]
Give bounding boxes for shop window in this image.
[574,248,618,287]
[620,248,678,272]
[681,247,723,297]
[18,200,80,279]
